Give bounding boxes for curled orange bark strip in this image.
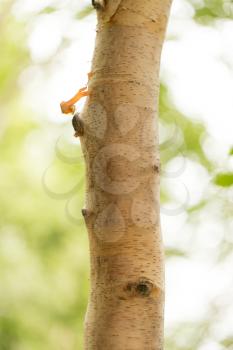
[60,87,89,114]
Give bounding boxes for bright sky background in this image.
[12,0,233,348]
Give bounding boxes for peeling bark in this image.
[80,0,172,348]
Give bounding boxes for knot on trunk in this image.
[153,163,161,173]
[92,0,105,10]
[124,278,154,298]
[81,209,93,227]
[72,113,84,137]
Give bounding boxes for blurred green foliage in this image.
[0,1,232,349]
[193,0,233,23]
[214,172,233,187]
[0,3,89,349]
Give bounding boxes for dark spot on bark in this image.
[92,0,105,10]
[124,278,153,298]
[153,164,160,173]
[72,113,84,137]
[126,283,133,292]
[81,209,88,217]
[136,283,150,296]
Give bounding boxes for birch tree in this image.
[67,0,172,348]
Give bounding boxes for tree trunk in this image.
[80,1,172,348]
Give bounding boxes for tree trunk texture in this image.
[80,0,172,349]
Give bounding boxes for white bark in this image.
[79,1,172,348]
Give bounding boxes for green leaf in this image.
[39,6,57,14]
[159,84,212,172]
[193,0,233,24]
[194,10,217,25]
[221,336,233,347]
[75,6,93,19]
[187,200,207,213]
[214,172,233,187]
[165,248,186,258]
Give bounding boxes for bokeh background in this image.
[0,0,233,349]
